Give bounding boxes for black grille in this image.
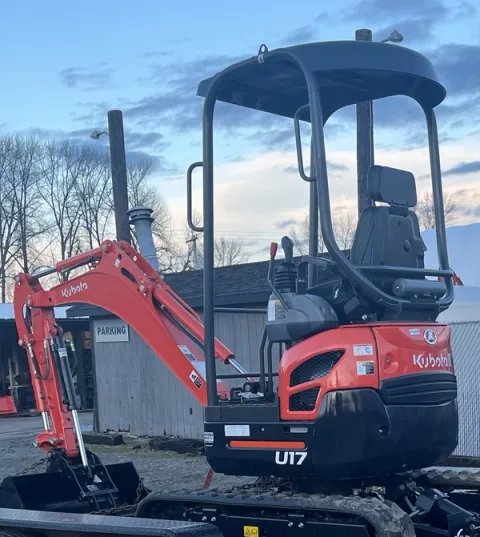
[289,387,321,411]
[290,351,344,387]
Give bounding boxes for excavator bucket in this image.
[0,460,146,514]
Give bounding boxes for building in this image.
[0,305,91,414]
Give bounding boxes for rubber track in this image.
[412,467,480,489]
[140,488,416,537]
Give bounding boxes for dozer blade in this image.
[0,461,146,514]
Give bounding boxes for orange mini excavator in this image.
[1,38,480,537]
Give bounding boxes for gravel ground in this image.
[0,431,252,493]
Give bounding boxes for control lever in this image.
[281,236,294,263]
[267,242,289,310]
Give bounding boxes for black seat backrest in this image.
[350,165,426,274]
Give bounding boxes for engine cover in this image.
[265,292,339,343]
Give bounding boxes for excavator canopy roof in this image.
[197,40,446,123]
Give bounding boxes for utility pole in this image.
[107,110,131,244]
[186,235,202,270]
[355,29,375,217]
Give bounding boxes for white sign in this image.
[94,318,130,343]
[224,424,250,437]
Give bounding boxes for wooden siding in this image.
[93,311,274,439]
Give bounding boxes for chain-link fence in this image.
[450,321,480,456]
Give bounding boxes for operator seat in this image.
[349,164,426,285]
[308,165,428,322]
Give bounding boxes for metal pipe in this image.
[202,76,225,407]
[127,206,160,271]
[227,357,256,382]
[305,68,401,311]
[258,328,267,394]
[308,138,319,288]
[424,107,454,307]
[267,341,274,398]
[355,29,375,216]
[30,266,57,280]
[107,110,131,244]
[214,307,267,314]
[217,372,279,380]
[41,411,50,432]
[71,409,88,467]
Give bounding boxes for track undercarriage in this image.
[135,467,480,537]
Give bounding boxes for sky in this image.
[1,0,480,263]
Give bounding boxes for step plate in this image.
[0,507,222,537]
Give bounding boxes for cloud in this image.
[60,63,114,91]
[443,161,480,176]
[284,161,348,176]
[139,51,173,59]
[165,137,480,262]
[70,19,480,163]
[275,218,298,229]
[281,25,318,46]
[430,44,480,97]
[249,125,294,152]
[453,1,477,18]
[345,0,448,24]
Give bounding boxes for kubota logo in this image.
[423,329,437,345]
[61,281,88,298]
[412,352,452,369]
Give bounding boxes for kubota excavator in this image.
[1,37,480,537]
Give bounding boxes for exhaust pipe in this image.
[127,206,160,272]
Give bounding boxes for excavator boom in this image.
[13,239,234,459]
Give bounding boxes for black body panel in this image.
[205,401,279,423]
[380,372,457,405]
[204,386,458,480]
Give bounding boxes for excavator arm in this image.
[13,239,235,461]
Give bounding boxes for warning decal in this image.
[357,360,375,376]
[353,344,374,356]
[243,527,259,537]
[189,370,203,389]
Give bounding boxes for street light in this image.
[380,30,404,44]
[90,129,108,140]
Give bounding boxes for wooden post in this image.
[355,29,375,216]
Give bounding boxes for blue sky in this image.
[2,0,480,260]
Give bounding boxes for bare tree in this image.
[8,135,48,274]
[121,158,180,272]
[37,140,92,279]
[75,151,114,249]
[289,211,356,255]
[214,237,250,267]
[415,191,458,231]
[334,212,357,250]
[0,135,21,301]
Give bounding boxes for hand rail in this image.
[187,161,204,233]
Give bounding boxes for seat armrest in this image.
[392,278,447,298]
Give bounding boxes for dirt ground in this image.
[0,418,252,492]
